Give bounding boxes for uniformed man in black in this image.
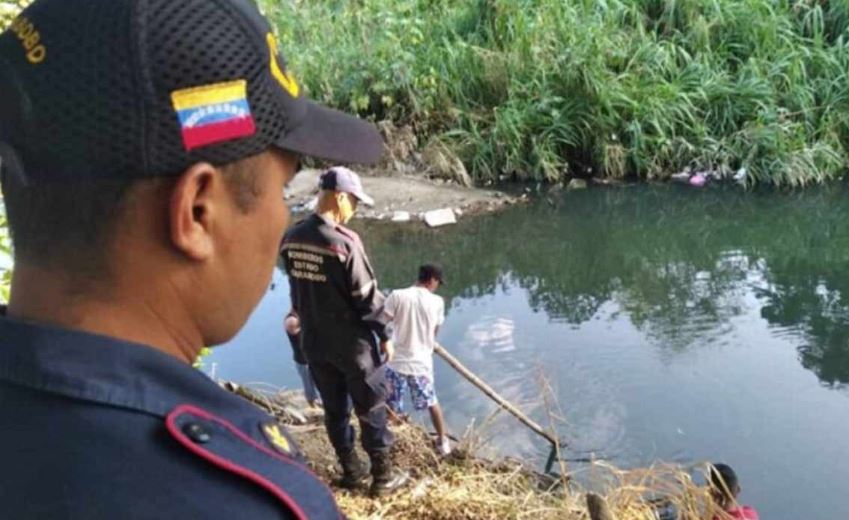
[282,167,408,496]
[0,0,384,517]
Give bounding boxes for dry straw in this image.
[228,382,728,520]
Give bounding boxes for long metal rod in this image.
[434,344,559,446]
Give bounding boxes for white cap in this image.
[318,166,375,206]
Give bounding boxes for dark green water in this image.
[210,184,849,519]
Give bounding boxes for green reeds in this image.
[2,0,845,186]
[0,0,30,30]
[264,0,849,186]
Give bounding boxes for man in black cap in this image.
[282,166,408,496]
[0,0,383,517]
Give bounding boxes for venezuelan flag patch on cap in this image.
[171,80,256,151]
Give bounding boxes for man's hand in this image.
[380,340,395,363]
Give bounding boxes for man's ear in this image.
[169,162,221,261]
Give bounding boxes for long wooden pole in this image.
[434,344,559,446]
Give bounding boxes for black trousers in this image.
[307,337,394,459]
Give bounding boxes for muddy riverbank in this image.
[286,168,524,223]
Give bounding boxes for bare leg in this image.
[428,403,447,440]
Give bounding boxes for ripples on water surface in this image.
[211,184,849,519]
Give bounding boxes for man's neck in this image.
[7,265,202,364]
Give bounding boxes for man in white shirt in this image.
[382,264,451,455]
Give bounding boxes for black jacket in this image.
[281,214,388,360]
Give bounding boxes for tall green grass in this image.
[265,0,849,186]
[0,0,29,304]
[0,0,28,29]
[0,209,10,304]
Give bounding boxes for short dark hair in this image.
[1,154,265,275]
[418,264,444,284]
[2,172,138,275]
[709,463,740,506]
[219,155,265,213]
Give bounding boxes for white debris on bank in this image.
[423,208,458,228]
[391,211,411,223]
[284,169,522,226]
[670,166,749,186]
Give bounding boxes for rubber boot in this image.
[337,450,370,489]
[369,452,409,497]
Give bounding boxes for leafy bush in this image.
[266,0,849,186]
[0,208,10,304]
[0,1,29,304]
[0,0,29,30]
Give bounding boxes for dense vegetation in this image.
[2,0,848,187]
[0,1,25,303]
[0,0,26,29]
[0,210,9,304]
[266,0,849,186]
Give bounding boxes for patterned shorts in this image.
[385,367,438,413]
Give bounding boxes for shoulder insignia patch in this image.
[261,422,292,455]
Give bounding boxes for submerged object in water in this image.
[689,173,707,187]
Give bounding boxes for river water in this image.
[209,184,849,519]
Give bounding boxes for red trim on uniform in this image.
[328,245,347,257]
[165,404,338,520]
[181,117,256,151]
[334,225,360,243]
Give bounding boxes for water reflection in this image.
[465,316,516,354]
[214,184,849,518]
[361,184,849,387]
[757,265,849,388]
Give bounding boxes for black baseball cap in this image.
[0,0,383,183]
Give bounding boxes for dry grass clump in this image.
[588,462,716,520]
[333,421,582,520]
[227,382,719,520]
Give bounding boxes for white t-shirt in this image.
[383,286,445,377]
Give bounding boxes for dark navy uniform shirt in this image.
[281,214,388,361]
[0,315,342,519]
